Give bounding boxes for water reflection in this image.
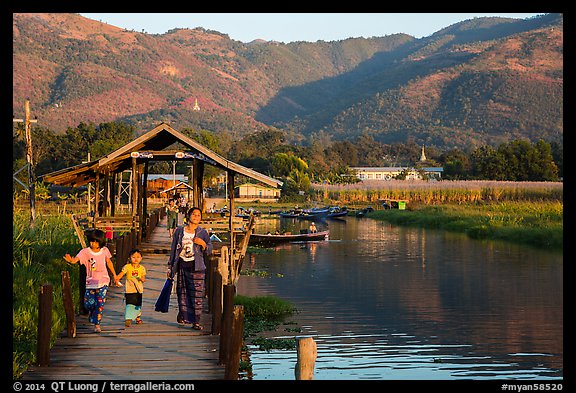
[238,217,563,380]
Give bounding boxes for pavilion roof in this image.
[42,122,283,188]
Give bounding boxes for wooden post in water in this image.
[61,271,76,338]
[224,305,244,380]
[37,284,53,366]
[295,336,317,380]
[218,284,235,365]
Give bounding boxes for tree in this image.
[271,152,311,195]
[471,145,507,180]
[440,148,471,179]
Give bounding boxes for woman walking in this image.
[167,207,213,330]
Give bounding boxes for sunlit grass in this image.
[313,180,563,204]
[370,200,563,250]
[13,209,81,379]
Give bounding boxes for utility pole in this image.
[13,99,38,228]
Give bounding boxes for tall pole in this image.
[13,99,38,228]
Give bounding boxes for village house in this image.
[146,174,187,198]
[234,183,281,202]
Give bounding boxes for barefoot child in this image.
[64,229,118,333]
[115,248,147,327]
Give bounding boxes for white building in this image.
[350,167,443,181]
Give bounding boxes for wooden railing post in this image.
[78,265,88,315]
[211,269,223,335]
[37,284,53,366]
[115,234,124,273]
[224,305,244,380]
[295,337,317,380]
[61,271,76,338]
[218,284,235,365]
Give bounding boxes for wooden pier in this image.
[22,217,225,380]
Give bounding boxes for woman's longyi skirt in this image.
[176,265,205,324]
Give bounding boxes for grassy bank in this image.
[369,200,563,250]
[13,209,82,379]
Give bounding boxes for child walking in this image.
[64,229,118,333]
[115,248,147,327]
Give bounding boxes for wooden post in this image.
[211,268,223,335]
[218,283,235,365]
[295,337,317,380]
[110,172,116,217]
[37,284,53,366]
[227,171,235,283]
[103,171,110,216]
[78,264,88,315]
[224,305,244,380]
[94,172,101,218]
[115,234,125,274]
[205,253,213,312]
[61,271,76,338]
[193,159,204,211]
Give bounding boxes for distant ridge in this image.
[13,13,562,149]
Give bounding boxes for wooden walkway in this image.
[22,215,225,380]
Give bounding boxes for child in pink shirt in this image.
[64,229,118,333]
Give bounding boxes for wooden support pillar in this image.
[227,170,235,283]
[295,337,317,380]
[210,266,223,335]
[143,161,149,215]
[224,305,244,380]
[115,233,125,274]
[131,157,138,217]
[110,172,117,216]
[61,271,76,338]
[37,284,53,366]
[218,283,235,366]
[78,265,88,315]
[136,164,143,221]
[193,159,204,211]
[142,161,149,239]
[94,172,101,218]
[103,172,110,216]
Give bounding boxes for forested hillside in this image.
[13,13,562,149]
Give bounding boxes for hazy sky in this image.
[80,13,544,43]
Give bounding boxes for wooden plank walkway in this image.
[22,215,225,380]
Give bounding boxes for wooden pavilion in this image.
[41,122,283,273]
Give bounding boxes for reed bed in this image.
[13,209,81,379]
[312,180,563,205]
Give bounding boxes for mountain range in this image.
[12,13,563,150]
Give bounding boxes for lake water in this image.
[236,216,563,380]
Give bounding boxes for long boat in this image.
[279,208,330,221]
[249,230,329,247]
[327,207,348,218]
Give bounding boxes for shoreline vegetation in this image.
[310,180,563,251]
[12,180,563,378]
[369,201,563,250]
